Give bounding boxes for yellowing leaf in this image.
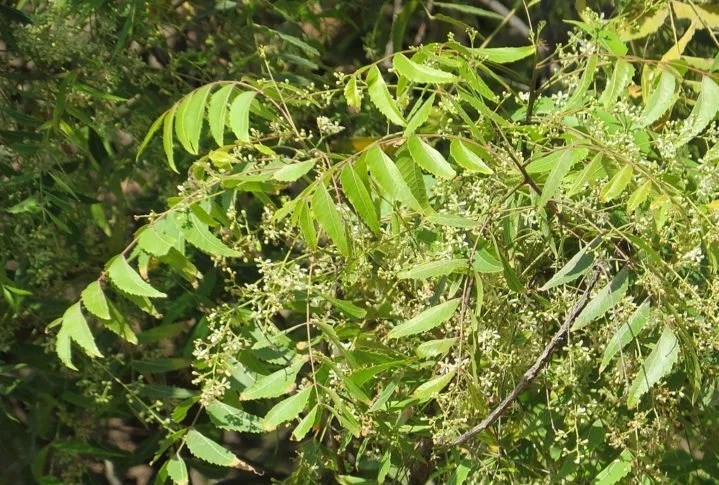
[388,299,460,338]
[107,255,166,298]
[366,65,405,126]
[416,338,457,359]
[407,135,455,179]
[595,449,633,485]
[392,53,457,84]
[311,181,350,257]
[229,91,256,142]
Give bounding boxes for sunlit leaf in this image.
[81,281,110,320]
[262,386,312,431]
[366,65,405,126]
[627,325,680,408]
[388,299,461,338]
[392,53,457,84]
[311,181,350,257]
[600,300,650,373]
[208,84,235,146]
[229,91,256,142]
[397,259,468,279]
[407,135,455,178]
[107,255,166,298]
[240,358,306,401]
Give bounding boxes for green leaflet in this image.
[573,267,629,330]
[240,358,306,401]
[449,139,493,174]
[167,454,188,485]
[427,213,481,228]
[676,75,719,147]
[294,199,317,249]
[262,386,312,431]
[565,55,598,111]
[292,404,319,441]
[340,163,380,235]
[412,367,456,401]
[459,62,497,102]
[600,300,650,373]
[567,153,604,195]
[322,294,367,319]
[185,430,247,469]
[599,59,635,109]
[136,112,165,160]
[626,180,652,211]
[56,302,103,370]
[396,155,430,210]
[207,84,234,147]
[407,135,456,179]
[206,401,264,433]
[311,181,350,257]
[344,76,361,110]
[178,84,212,155]
[184,213,242,258]
[599,165,634,202]
[137,225,175,257]
[273,159,316,182]
[472,247,503,273]
[471,45,535,63]
[416,338,457,359]
[540,237,599,290]
[81,281,110,320]
[163,104,178,173]
[404,93,435,136]
[594,449,633,485]
[627,325,680,408]
[639,69,676,128]
[366,146,423,212]
[107,255,166,298]
[366,65,406,126]
[538,147,589,207]
[229,91,256,142]
[388,298,460,338]
[392,53,457,84]
[397,259,468,279]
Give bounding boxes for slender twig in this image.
[447,267,601,446]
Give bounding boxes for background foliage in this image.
[2,0,719,483]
